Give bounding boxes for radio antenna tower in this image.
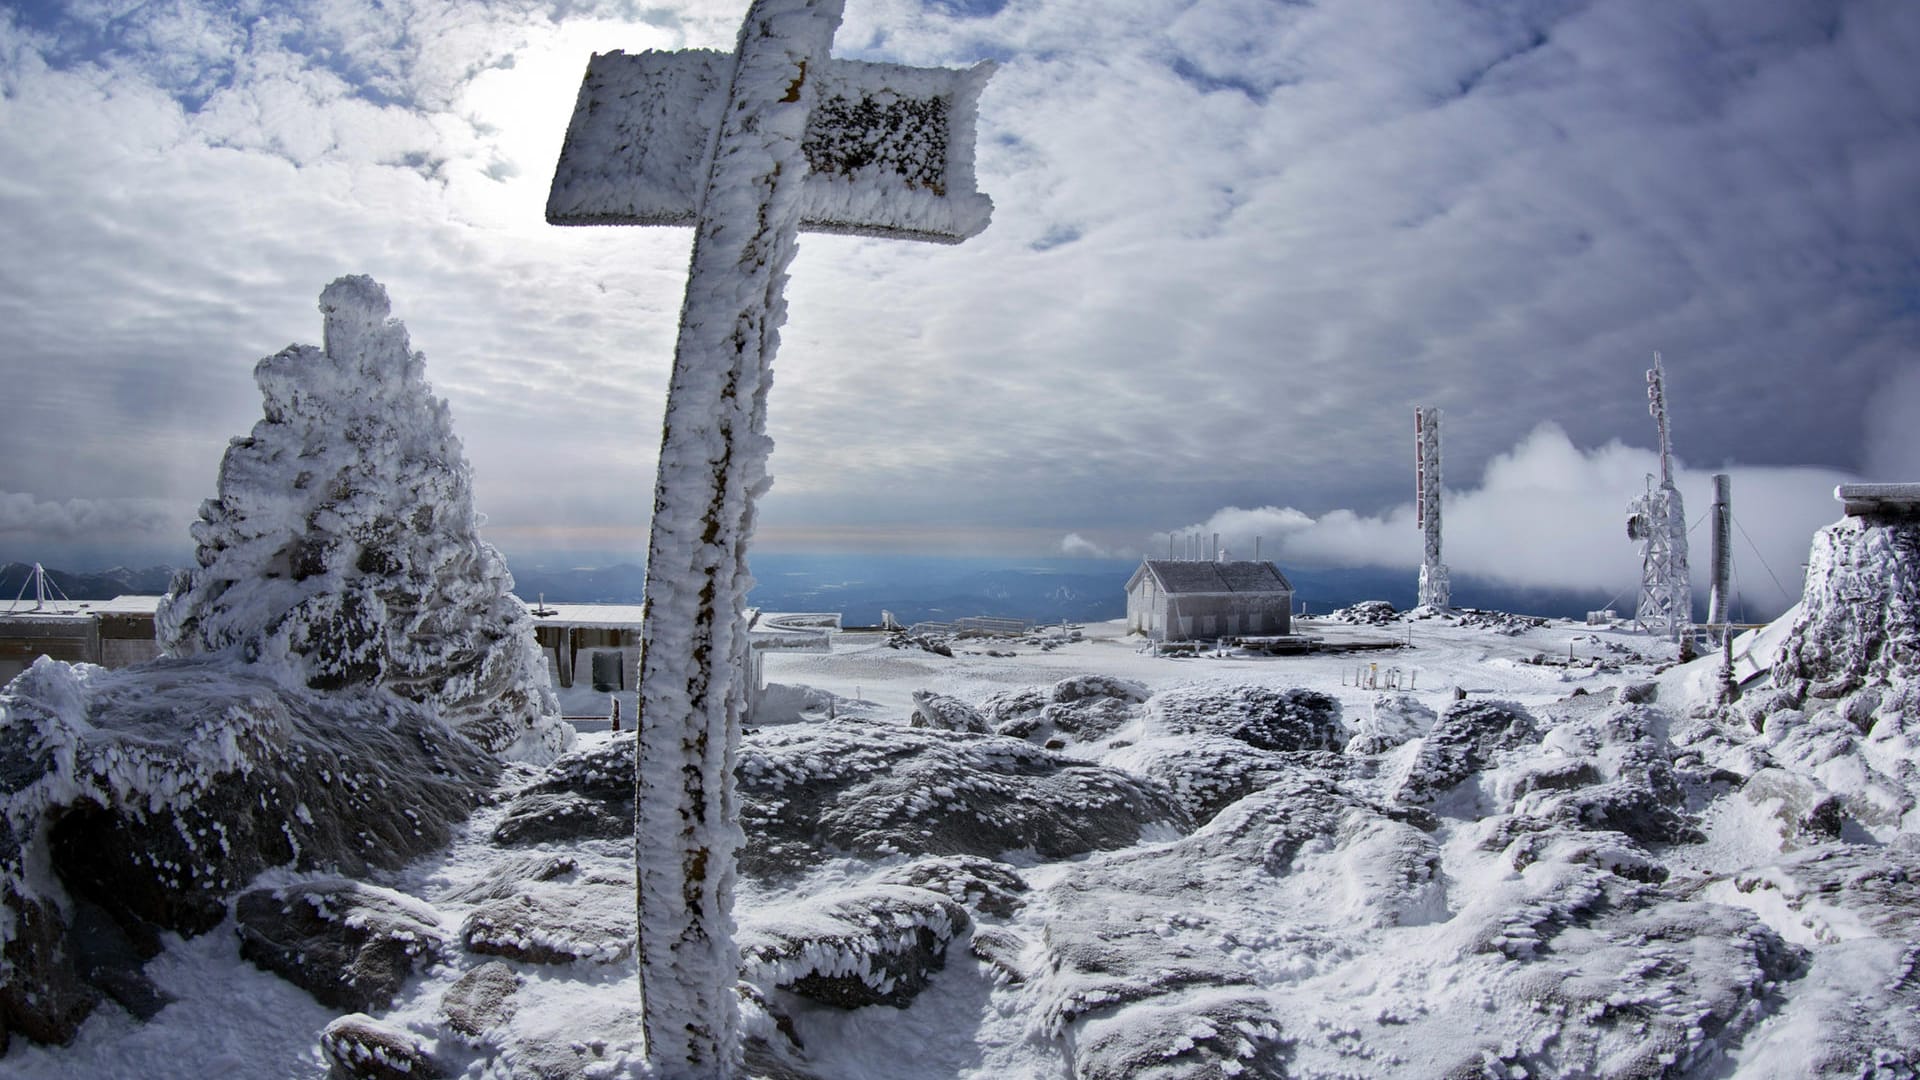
[1415,406,1450,609]
[1626,353,1691,646]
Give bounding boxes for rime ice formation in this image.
[0,656,495,1050]
[156,276,567,763]
[1727,507,1920,836]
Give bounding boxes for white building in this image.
[1125,560,1294,641]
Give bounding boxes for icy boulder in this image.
[1393,697,1540,807]
[156,275,567,762]
[1732,510,1920,836]
[489,734,634,846]
[1501,699,1701,845]
[322,1013,445,1080]
[738,884,969,1009]
[0,656,494,1047]
[1146,684,1344,753]
[908,690,990,733]
[1771,512,1920,697]
[737,719,1190,877]
[460,868,633,966]
[984,675,1148,748]
[1101,734,1301,824]
[234,879,446,1013]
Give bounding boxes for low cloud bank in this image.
[1132,424,1852,620]
[0,491,184,541]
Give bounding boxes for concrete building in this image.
[1125,559,1295,641]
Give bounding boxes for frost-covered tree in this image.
[157,275,568,762]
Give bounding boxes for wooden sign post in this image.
[547,1,992,1072]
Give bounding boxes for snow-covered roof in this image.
[1837,483,1920,516]
[521,601,650,629]
[0,595,163,621]
[1129,560,1294,596]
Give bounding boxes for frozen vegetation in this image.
[0,277,567,1059]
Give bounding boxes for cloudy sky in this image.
[2,0,1916,613]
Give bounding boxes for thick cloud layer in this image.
[2,0,1915,569]
[1139,423,1847,618]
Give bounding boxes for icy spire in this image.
[1415,406,1451,610]
[156,276,569,762]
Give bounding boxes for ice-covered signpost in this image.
[545,1,992,1073]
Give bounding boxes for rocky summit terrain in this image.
[7,502,1920,1079]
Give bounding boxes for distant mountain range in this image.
[510,554,1627,626]
[0,563,177,604]
[1,555,1632,625]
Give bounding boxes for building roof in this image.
[1131,560,1294,596]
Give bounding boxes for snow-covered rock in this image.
[234,879,445,1013]
[438,961,520,1040]
[0,656,493,1047]
[322,1012,444,1080]
[155,275,567,763]
[489,735,634,846]
[738,884,969,1009]
[1503,698,1701,845]
[1392,697,1540,807]
[872,854,1027,918]
[461,872,633,966]
[1069,990,1288,1080]
[1145,684,1345,753]
[737,719,1190,876]
[908,690,989,733]
[984,675,1149,748]
[1100,734,1298,825]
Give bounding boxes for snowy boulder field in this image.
[5,507,1920,1077]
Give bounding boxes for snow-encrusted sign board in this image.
[548,50,993,244]
[543,2,992,1075]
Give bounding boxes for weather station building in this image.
[1126,558,1295,641]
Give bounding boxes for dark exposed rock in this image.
[1394,698,1540,806]
[737,720,1190,877]
[0,658,494,1047]
[909,691,990,733]
[0,888,98,1048]
[738,884,969,1009]
[322,1012,444,1080]
[873,854,1028,918]
[235,879,445,1013]
[1147,684,1344,753]
[440,960,521,1039]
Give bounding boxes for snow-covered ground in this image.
[7,610,1917,1078]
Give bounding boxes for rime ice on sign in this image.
[548,51,993,243]
[544,1,993,1074]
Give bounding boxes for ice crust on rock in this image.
[156,275,567,763]
[738,883,969,1009]
[736,718,1191,877]
[0,655,494,1046]
[233,878,446,1013]
[1146,683,1346,753]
